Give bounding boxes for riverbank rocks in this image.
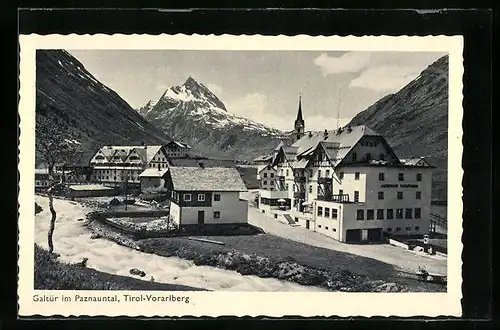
[130,268,146,277]
[74,257,88,267]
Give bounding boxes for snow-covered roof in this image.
[139,168,169,178]
[168,166,247,192]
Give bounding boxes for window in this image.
[352,152,357,162]
[417,173,422,181]
[198,194,206,202]
[183,194,192,201]
[214,194,221,201]
[326,169,330,177]
[416,191,422,199]
[406,227,411,232]
[263,180,267,185]
[270,181,275,185]
[405,208,413,219]
[356,210,364,220]
[398,173,404,181]
[397,191,404,200]
[387,228,392,232]
[286,170,289,176]
[415,208,422,219]
[325,226,329,230]
[378,191,384,200]
[318,225,322,228]
[285,184,289,190]
[415,226,420,231]
[264,173,268,178]
[317,206,323,217]
[339,172,344,179]
[396,208,403,219]
[270,173,274,178]
[309,185,312,193]
[379,172,385,181]
[355,172,360,180]
[377,209,384,220]
[213,211,220,219]
[366,153,372,161]
[396,227,401,232]
[354,191,359,202]
[380,154,385,161]
[332,209,338,219]
[318,170,321,177]
[367,209,374,220]
[332,228,336,232]
[339,189,343,196]
[324,207,330,217]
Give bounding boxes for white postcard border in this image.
[18,34,464,317]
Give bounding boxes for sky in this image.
[68,50,446,132]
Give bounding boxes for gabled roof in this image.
[289,125,393,168]
[168,166,247,192]
[93,145,163,164]
[257,164,277,174]
[401,157,432,167]
[167,140,192,149]
[139,168,169,178]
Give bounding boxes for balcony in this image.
[317,193,351,203]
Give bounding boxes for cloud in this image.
[207,83,223,96]
[313,52,371,76]
[349,65,423,92]
[314,51,446,92]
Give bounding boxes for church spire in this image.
[294,93,305,140]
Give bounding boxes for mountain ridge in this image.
[35,49,170,165]
[349,55,448,201]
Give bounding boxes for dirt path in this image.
[242,192,446,275]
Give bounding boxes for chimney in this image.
[347,125,352,133]
[308,131,313,138]
[323,129,329,140]
[199,162,204,169]
[337,127,343,135]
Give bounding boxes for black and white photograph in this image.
[18,34,464,317]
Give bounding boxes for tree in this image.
[35,114,79,254]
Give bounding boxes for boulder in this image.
[130,268,146,277]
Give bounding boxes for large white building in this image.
[165,165,249,229]
[257,97,434,243]
[88,141,192,187]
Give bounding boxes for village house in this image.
[164,140,192,158]
[89,144,170,187]
[165,164,248,229]
[257,96,434,243]
[138,166,169,193]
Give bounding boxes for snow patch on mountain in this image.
[143,77,284,137]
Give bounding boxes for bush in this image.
[109,198,121,206]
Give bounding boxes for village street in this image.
[242,191,447,276]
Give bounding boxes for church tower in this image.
[294,94,305,140]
